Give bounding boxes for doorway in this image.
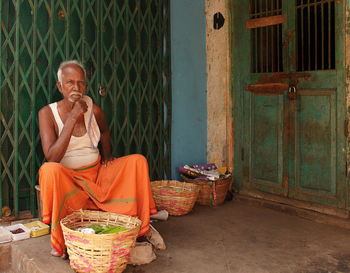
[232,0,347,209]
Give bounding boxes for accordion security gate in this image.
[0,0,171,217]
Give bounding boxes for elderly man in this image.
[38,60,164,258]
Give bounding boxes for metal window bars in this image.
[296,0,335,71]
[249,0,283,73]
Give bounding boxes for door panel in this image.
[249,93,285,193]
[293,90,337,198]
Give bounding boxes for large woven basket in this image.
[61,210,141,273]
[182,176,231,207]
[151,180,200,216]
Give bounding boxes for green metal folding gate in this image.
[0,0,171,217]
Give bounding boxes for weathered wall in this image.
[345,1,350,207]
[206,0,233,169]
[171,0,207,179]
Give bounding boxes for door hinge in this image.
[241,148,244,161]
[346,161,348,177]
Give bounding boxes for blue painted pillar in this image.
[170,0,207,179]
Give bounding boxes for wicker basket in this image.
[182,176,231,207]
[151,180,200,216]
[61,210,141,273]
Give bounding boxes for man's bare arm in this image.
[38,101,86,162]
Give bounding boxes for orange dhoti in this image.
[38,154,157,256]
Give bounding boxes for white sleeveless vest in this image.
[49,96,100,169]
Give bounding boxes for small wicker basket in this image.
[151,180,200,216]
[61,210,141,273]
[182,176,231,207]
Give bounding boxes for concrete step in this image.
[236,194,350,230]
[2,235,73,273]
[3,200,350,273]
[0,242,11,273]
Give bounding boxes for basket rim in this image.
[60,210,142,237]
[181,175,232,183]
[151,180,200,190]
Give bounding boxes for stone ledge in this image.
[7,235,73,273]
[0,243,11,273]
[236,194,350,230]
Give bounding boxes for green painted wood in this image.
[0,0,171,217]
[232,0,347,208]
[250,94,284,189]
[288,1,347,208]
[292,91,336,192]
[232,0,249,191]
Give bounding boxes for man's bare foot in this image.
[50,248,68,259]
[150,210,169,221]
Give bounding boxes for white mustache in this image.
[69,91,82,98]
[68,91,82,102]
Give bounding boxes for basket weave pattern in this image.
[151,180,200,216]
[61,210,141,273]
[182,176,231,206]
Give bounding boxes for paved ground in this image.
[3,198,350,273]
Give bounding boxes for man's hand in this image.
[70,99,88,120]
[101,156,115,167]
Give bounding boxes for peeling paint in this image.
[206,0,233,169]
[343,2,350,207]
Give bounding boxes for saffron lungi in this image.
[39,154,157,256]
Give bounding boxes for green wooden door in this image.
[0,0,171,217]
[233,0,347,208]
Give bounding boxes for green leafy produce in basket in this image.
[88,224,104,234]
[88,224,127,234]
[99,226,127,234]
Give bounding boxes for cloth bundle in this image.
[178,164,231,181]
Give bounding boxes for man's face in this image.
[57,64,86,102]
